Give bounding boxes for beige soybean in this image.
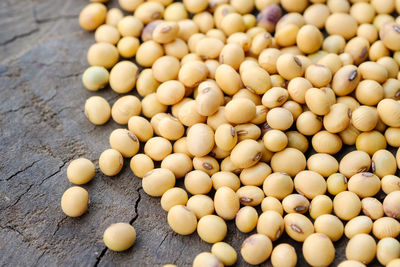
[163,2,187,21]
[193,12,214,34]
[211,171,240,191]
[276,54,304,80]
[261,196,284,215]
[331,65,360,96]
[257,211,284,241]
[325,13,358,40]
[82,66,109,91]
[144,137,172,161]
[312,131,342,154]
[178,61,208,88]
[118,0,143,12]
[376,238,400,266]
[381,175,400,194]
[134,2,164,24]
[193,252,223,267]
[339,124,360,146]
[377,99,400,127]
[195,84,224,117]
[214,124,237,151]
[261,87,288,109]
[214,186,240,220]
[356,131,387,156]
[220,157,242,176]
[323,103,351,134]
[219,43,244,70]
[241,234,273,265]
[161,153,192,178]
[284,213,314,242]
[351,106,378,132]
[215,64,241,95]
[263,129,288,152]
[355,80,384,106]
[373,217,400,239]
[157,116,185,141]
[283,101,303,121]
[383,191,400,219]
[322,34,346,54]
[372,149,397,178]
[67,158,95,185]
[99,149,123,176]
[184,170,212,195]
[270,148,307,177]
[225,99,256,124]
[152,21,179,44]
[197,215,227,243]
[296,111,322,136]
[79,3,107,31]
[345,216,373,239]
[111,95,141,125]
[263,172,293,200]
[164,38,189,59]
[271,244,297,267]
[152,56,180,83]
[282,194,309,214]
[362,197,384,220]
[117,16,143,38]
[333,191,361,221]
[286,131,309,153]
[167,205,197,235]
[192,156,219,176]
[338,261,366,267]
[303,233,335,267]
[109,129,139,158]
[296,25,323,54]
[235,206,258,233]
[267,107,293,131]
[307,153,339,177]
[377,57,399,79]
[294,170,326,199]
[211,242,237,266]
[186,123,214,157]
[305,88,332,116]
[87,42,119,69]
[314,214,344,242]
[103,223,136,252]
[386,127,400,147]
[61,186,89,217]
[240,162,271,187]
[142,168,175,197]
[236,186,264,206]
[327,173,348,195]
[136,41,164,67]
[242,67,272,95]
[383,78,400,99]
[130,154,154,178]
[310,195,333,220]
[230,139,262,169]
[347,172,380,198]
[136,69,160,97]
[346,234,376,264]
[339,150,371,177]
[117,37,140,58]
[128,116,153,142]
[186,195,214,219]
[235,123,261,142]
[178,100,206,127]
[109,61,138,94]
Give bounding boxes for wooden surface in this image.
[0,0,386,266]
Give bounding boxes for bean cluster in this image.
[61,0,400,265]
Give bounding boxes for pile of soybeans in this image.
[61,0,400,266]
